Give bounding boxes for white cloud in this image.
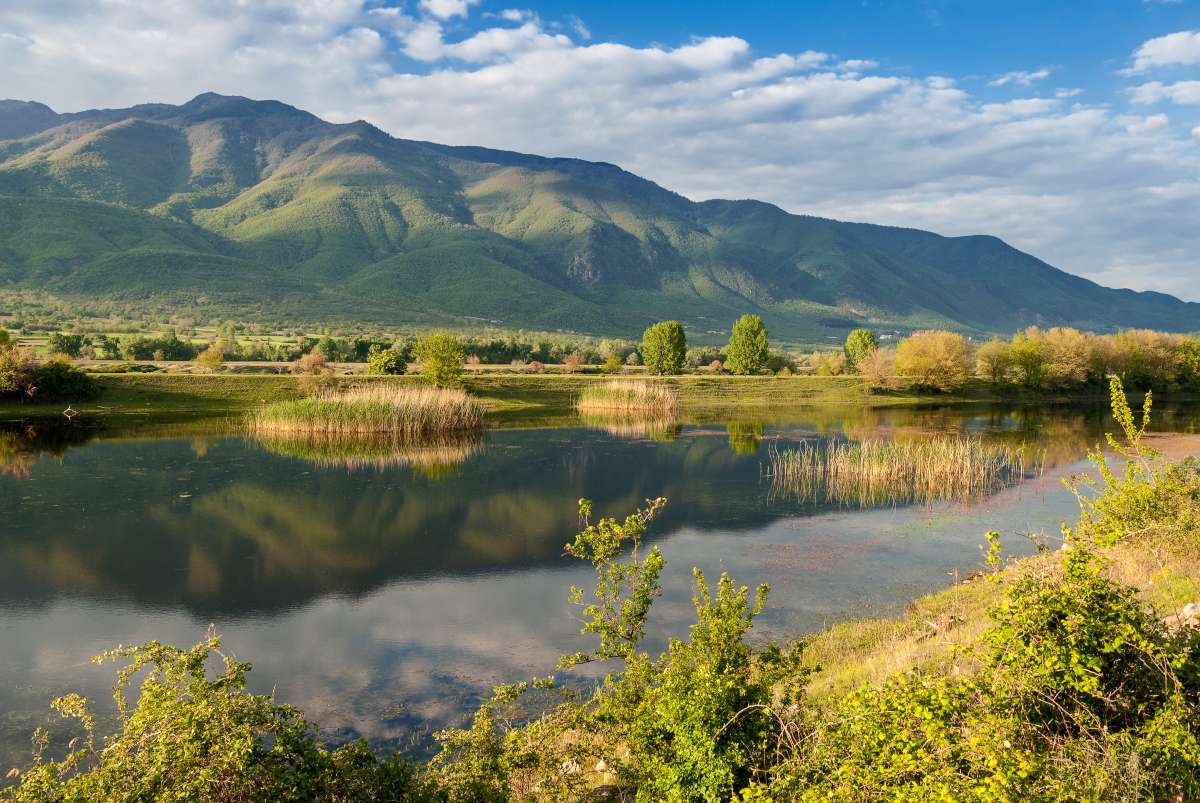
[838,58,879,71]
[1129,80,1200,104]
[1128,29,1200,73]
[0,3,1198,299]
[418,0,480,20]
[989,67,1052,87]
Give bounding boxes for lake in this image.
[2,401,1198,769]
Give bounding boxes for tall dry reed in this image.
[768,436,1032,506]
[575,380,679,417]
[251,384,484,437]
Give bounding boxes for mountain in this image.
[0,92,1196,340]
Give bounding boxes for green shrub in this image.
[30,359,99,401]
[641,321,686,375]
[3,635,443,802]
[601,355,624,375]
[414,333,465,388]
[726,314,769,375]
[367,347,407,376]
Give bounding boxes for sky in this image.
[1,0,1199,298]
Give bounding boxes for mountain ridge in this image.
[0,92,1195,339]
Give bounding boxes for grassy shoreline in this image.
[0,372,1155,428]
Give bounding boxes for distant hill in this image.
[1,92,1196,339]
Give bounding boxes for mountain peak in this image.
[0,92,1196,337]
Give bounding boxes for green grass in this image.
[251,384,483,436]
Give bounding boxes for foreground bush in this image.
[3,635,443,802]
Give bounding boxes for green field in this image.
[0,372,1070,431]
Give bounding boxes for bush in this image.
[3,635,443,802]
[291,351,328,375]
[30,359,99,401]
[0,347,97,401]
[641,321,686,375]
[367,347,407,376]
[844,328,877,373]
[726,315,769,375]
[414,333,465,388]
[895,330,970,391]
[194,345,225,372]
[602,355,624,375]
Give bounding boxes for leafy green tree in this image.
[367,347,407,376]
[414,332,465,387]
[602,355,624,375]
[843,328,878,373]
[725,314,769,375]
[46,333,87,358]
[0,328,10,346]
[641,321,686,375]
[314,336,341,362]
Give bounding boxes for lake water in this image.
[2,401,1198,769]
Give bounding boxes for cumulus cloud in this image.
[418,0,480,20]
[0,3,1198,298]
[989,67,1052,87]
[1128,29,1200,73]
[1129,80,1200,104]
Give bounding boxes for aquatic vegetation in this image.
[768,435,1031,506]
[251,384,484,437]
[578,412,680,441]
[575,379,679,417]
[254,430,482,474]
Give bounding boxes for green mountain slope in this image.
[0,92,1195,338]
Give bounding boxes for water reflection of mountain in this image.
[2,402,1197,618]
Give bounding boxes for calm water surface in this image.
[2,402,1198,767]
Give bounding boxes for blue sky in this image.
[1,0,1199,297]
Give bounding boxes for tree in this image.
[725,315,769,375]
[602,355,624,375]
[641,321,686,375]
[367,346,407,376]
[1008,327,1047,389]
[414,332,465,387]
[0,328,10,346]
[859,346,896,391]
[46,333,87,358]
[194,345,225,372]
[975,339,1012,384]
[844,329,878,373]
[894,330,971,391]
[314,336,341,362]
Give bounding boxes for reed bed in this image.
[251,384,484,437]
[254,431,482,472]
[575,380,679,417]
[767,436,1032,507]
